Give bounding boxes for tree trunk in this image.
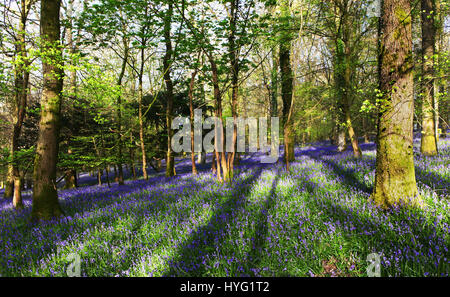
[138,53,148,181]
[198,152,206,164]
[64,169,77,189]
[3,168,13,199]
[271,49,278,119]
[105,167,110,187]
[189,70,198,175]
[209,57,226,182]
[164,0,176,178]
[363,116,370,143]
[334,4,361,158]
[115,36,128,185]
[97,170,102,186]
[279,0,295,167]
[130,134,137,180]
[346,109,362,157]
[32,0,64,221]
[211,151,217,174]
[63,0,78,191]
[225,0,239,183]
[373,0,420,209]
[10,0,33,208]
[434,0,443,139]
[420,0,438,156]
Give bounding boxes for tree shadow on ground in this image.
[0,176,209,276]
[298,177,448,276]
[306,153,372,194]
[245,170,279,275]
[163,167,266,276]
[414,166,449,197]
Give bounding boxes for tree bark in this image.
[138,44,148,180]
[434,0,443,139]
[3,167,13,199]
[373,0,420,209]
[420,0,438,156]
[334,2,362,158]
[210,57,227,182]
[164,0,176,178]
[63,0,78,190]
[271,49,278,119]
[97,170,102,186]
[32,0,64,221]
[11,0,33,208]
[130,133,137,180]
[225,0,239,183]
[189,70,198,175]
[279,0,295,167]
[64,169,77,189]
[115,35,128,185]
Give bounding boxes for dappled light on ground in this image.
[0,139,449,277]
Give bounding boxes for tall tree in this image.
[32,0,64,220]
[188,64,199,176]
[80,0,135,186]
[279,0,295,167]
[420,0,438,155]
[10,0,35,208]
[333,0,362,158]
[271,48,278,119]
[225,0,239,182]
[373,0,420,209]
[63,0,78,189]
[115,27,128,185]
[164,0,176,178]
[134,2,154,181]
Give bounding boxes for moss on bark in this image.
[373,0,421,209]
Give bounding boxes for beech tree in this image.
[32,0,64,220]
[372,0,421,209]
[420,0,438,156]
[164,0,176,178]
[279,0,295,167]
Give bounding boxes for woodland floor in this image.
[0,138,449,277]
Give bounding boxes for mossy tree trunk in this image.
[420,0,438,156]
[434,0,445,139]
[373,0,421,209]
[3,166,13,199]
[32,0,64,221]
